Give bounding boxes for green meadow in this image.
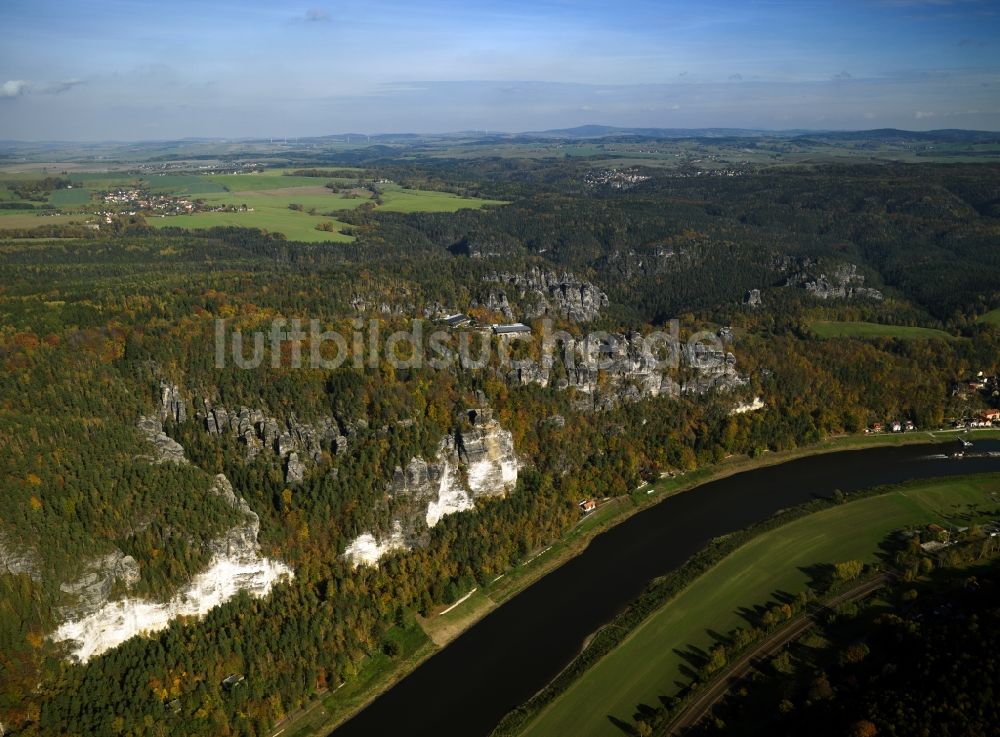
[147,208,355,243]
[810,320,955,340]
[0,168,507,241]
[518,474,1000,737]
[979,308,1000,327]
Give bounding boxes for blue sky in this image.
[1,0,998,139]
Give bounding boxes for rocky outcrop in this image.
[285,452,305,485]
[198,399,348,483]
[783,261,883,301]
[344,410,518,566]
[481,268,609,322]
[137,415,187,464]
[52,472,292,662]
[0,532,39,579]
[731,396,765,415]
[743,288,762,307]
[473,291,514,320]
[604,246,688,279]
[505,330,746,410]
[59,551,140,619]
[158,382,186,424]
[343,522,408,567]
[204,474,263,558]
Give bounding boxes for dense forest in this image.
[1,150,1000,736]
[695,550,1000,737]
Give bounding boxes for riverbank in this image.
[512,472,1000,737]
[275,428,1000,737]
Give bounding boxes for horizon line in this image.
[2,125,1000,146]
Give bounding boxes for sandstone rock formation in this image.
[480,268,609,322]
[344,409,518,566]
[0,532,39,579]
[59,551,140,619]
[137,415,188,464]
[52,469,292,662]
[198,399,348,483]
[504,329,747,410]
[782,261,883,301]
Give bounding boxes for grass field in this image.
[147,209,355,243]
[0,213,86,228]
[518,474,1000,737]
[810,320,955,340]
[979,308,1000,326]
[146,180,505,241]
[0,169,507,241]
[377,187,506,213]
[48,187,92,207]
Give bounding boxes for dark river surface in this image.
[331,440,1000,737]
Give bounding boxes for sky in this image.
[1,0,999,140]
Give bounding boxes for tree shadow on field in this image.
[674,644,709,670]
[771,589,797,605]
[706,628,731,646]
[607,714,639,736]
[799,563,836,592]
[736,604,768,627]
[634,703,660,721]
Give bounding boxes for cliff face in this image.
[480,268,609,322]
[58,551,140,619]
[344,410,518,567]
[506,330,747,411]
[51,410,292,663]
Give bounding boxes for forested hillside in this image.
[1,149,999,736]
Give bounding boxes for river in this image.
[331,440,1000,737]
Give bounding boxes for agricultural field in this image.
[0,169,508,241]
[147,208,355,243]
[519,474,1000,737]
[810,320,955,341]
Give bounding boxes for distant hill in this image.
[519,125,1000,143]
[522,125,785,139]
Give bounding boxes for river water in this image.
[331,440,1000,737]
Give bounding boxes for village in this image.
[99,187,254,222]
[865,371,1000,434]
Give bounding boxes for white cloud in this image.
[1,79,84,99]
[1,80,30,98]
[915,110,935,118]
[40,79,84,95]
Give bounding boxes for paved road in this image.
[663,574,888,736]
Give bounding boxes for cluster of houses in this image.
[101,188,198,216]
[955,409,1000,429]
[583,168,651,189]
[100,188,258,221]
[915,520,1000,553]
[868,408,1000,435]
[866,419,918,434]
[953,371,1000,398]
